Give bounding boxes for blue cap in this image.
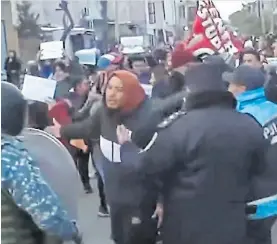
[97,53,123,70]
[223,65,265,90]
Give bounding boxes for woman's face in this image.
[8,51,15,58]
[54,66,67,82]
[64,57,71,66]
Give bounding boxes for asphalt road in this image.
[78,152,277,244]
[78,178,277,244]
[78,181,112,244]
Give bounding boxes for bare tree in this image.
[17,1,41,38]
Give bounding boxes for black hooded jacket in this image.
[59,70,160,207]
[264,70,277,104]
[130,91,274,244]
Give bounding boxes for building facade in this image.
[145,0,197,46]
[245,0,277,33]
[1,0,19,69]
[12,0,147,43]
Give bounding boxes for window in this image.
[88,20,93,29]
[82,7,89,16]
[179,5,186,19]
[162,1,166,20]
[148,2,156,24]
[188,6,197,22]
[1,20,7,71]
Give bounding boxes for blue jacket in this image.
[236,87,277,126]
[1,135,77,241]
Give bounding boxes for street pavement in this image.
[78,180,112,244]
[272,220,277,244]
[78,152,277,244]
[78,178,277,244]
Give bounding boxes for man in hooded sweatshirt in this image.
[47,70,160,244]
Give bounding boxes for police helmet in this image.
[1,82,27,136]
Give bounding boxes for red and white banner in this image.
[184,0,243,57]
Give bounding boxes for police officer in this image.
[1,82,83,244]
[123,63,276,244]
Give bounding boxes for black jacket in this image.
[264,71,277,104]
[132,91,274,244]
[4,57,21,74]
[54,77,74,100]
[260,115,277,196]
[60,99,159,207]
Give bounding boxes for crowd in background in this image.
[1,34,277,244]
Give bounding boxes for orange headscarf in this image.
[109,70,146,113]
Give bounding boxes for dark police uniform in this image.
[133,88,275,244]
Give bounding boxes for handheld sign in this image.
[22,75,57,103]
[40,41,63,60]
[75,48,98,65]
[120,36,145,54]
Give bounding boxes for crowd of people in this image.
[1,39,277,244]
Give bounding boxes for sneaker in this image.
[84,183,93,194]
[98,206,110,217]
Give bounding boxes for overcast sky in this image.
[213,0,244,20]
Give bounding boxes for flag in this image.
[184,0,243,57]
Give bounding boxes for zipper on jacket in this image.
[112,142,114,162]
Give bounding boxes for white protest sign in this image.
[120,36,145,54]
[120,36,144,47]
[22,75,57,102]
[40,41,63,60]
[122,46,145,54]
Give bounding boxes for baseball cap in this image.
[223,65,265,91]
[97,53,123,70]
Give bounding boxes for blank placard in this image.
[22,75,57,102]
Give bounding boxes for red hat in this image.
[171,43,196,69]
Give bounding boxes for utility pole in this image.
[114,0,120,43]
[258,0,266,34]
[270,0,275,33]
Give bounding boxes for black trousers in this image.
[96,171,107,208]
[74,150,90,186]
[7,73,20,88]
[90,149,107,208]
[110,203,157,244]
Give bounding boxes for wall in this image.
[107,1,146,25]
[164,0,176,26]
[1,1,19,54]
[18,37,40,66]
[1,20,8,70]
[145,1,164,34]
[22,0,101,27]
